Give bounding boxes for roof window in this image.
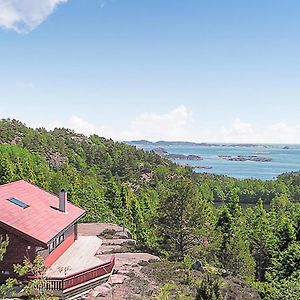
[8,197,29,209]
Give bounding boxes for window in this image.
[49,242,54,252]
[8,197,29,209]
[49,234,64,253]
[59,234,64,243]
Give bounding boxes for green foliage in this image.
[0,119,183,245]
[249,197,300,299]
[154,177,214,260]
[1,119,300,300]
[275,242,300,279]
[0,235,9,261]
[216,201,255,279]
[156,283,178,300]
[0,277,18,299]
[196,173,291,205]
[0,236,17,299]
[14,256,58,300]
[195,273,223,300]
[247,199,273,281]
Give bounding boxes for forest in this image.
[0,119,299,299]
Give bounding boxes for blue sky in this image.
[0,0,300,143]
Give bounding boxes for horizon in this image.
[1,1,300,143]
[4,117,300,146]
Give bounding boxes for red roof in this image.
[0,180,85,245]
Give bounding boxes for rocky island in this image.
[165,153,203,161]
[179,163,213,170]
[219,155,272,162]
[153,148,203,161]
[192,165,213,170]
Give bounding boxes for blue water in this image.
[135,144,300,180]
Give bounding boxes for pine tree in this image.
[104,178,122,219]
[216,198,255,278]
[155,177,213,260]
[248,199,273,281]
[227,188,242,220]
[129,194,147,242]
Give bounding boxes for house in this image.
[0,180,115,299]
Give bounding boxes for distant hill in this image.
[125,140,269,148]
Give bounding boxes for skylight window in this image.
[8,197,29,209]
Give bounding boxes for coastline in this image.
[126,141,300,180]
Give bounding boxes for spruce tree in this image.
[248,199,273,281]
[216,193,255,279]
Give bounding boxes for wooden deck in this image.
[45,236,105,277]
[41,236,115,298]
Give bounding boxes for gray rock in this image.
[110,274,130,285]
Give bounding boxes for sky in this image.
[0,0,300,143]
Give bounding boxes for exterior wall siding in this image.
[0,228,38,278]
[0,223,76,280]
[37,225,74,260]
[44,231,75,267]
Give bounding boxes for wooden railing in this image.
[44,255,115,291]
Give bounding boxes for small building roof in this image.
[0,180,85,246]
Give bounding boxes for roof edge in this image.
[0,221,47,248]
[45,211,86,244]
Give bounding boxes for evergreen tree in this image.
[155,177,213,260]
[216,202,255,278]
[128,194,147,242]
[104,178,122,219]
[248,199,273,281]
[227,188,242,220]
[196,273,223,300]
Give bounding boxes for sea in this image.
[130,143,300,180]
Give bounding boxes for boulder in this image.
[110,274,130,285]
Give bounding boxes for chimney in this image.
[59,189,67,213]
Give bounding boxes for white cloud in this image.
[121,105,193,141]
[39,115,115,138]
[220,118,255,143]
[0,0,67,33]
[222,118,253,136]
[15,106,193,142]
[210,118,300,144]
[50,115,99,136]
[3,108,299,144]
[21,115,114,139]
[41,114,300,144]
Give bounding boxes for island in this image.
[152,148,203,160]
[126,140,270,148]
[165,153,203,161]
[177,163,213,170]
[218,155,272,162]
[192,166,213,170]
